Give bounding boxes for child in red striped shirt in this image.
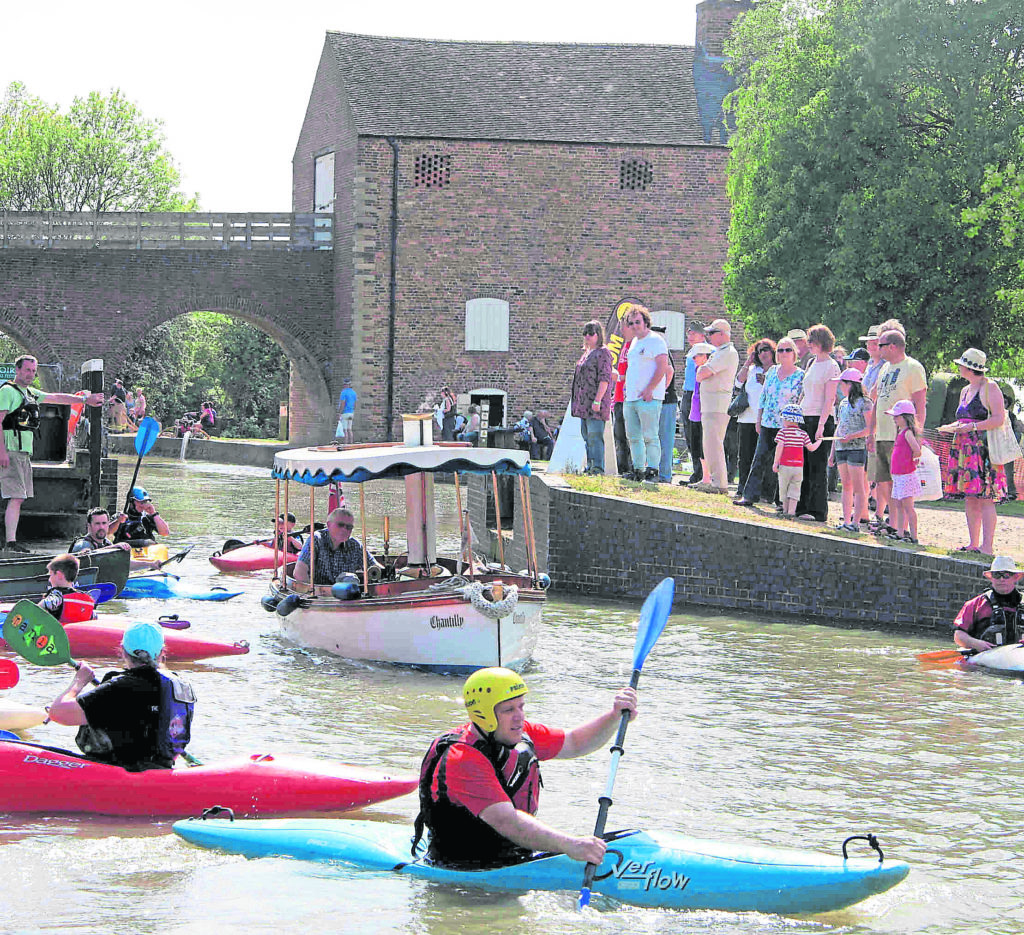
[773,406,823,517]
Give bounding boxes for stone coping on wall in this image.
[106,434,285,469]
[534,473,986,637]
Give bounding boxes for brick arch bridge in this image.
[0,213,335,442]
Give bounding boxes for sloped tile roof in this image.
[326,32,710,145]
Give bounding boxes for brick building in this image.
[294,0,751,441]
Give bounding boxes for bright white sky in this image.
[5,0,701,212]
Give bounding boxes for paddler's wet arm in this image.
[954,628,991,653]
[48,665,95,726]
[478,802,606,865]
[557,687,638,759]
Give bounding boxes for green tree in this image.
[725,0,1024,369]
[121,313,288,438]
[0,82,197,211]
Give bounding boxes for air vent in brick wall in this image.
[414,154,451,188]
[620,158,654,191]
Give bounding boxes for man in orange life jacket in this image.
[413,667,638,869]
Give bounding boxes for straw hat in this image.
[985,556,1022,577]
[954,348,988,373]
[858,325,881,342]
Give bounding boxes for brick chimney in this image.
[695,0,754,57]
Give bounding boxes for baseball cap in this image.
[122,622,165,660]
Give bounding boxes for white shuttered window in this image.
[465,298,510,351]
[651,310,687,350]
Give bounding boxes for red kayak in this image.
[0,740,417,817]
[209,542,298,573]
[0,622,249,663]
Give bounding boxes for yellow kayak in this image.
[0,699,47,731]
[131,544,169,564]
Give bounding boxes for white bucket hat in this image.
[986,556,1021,576]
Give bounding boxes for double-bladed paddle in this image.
[916,647,975,668]
[85,583,118,605]
[157,545,194,569]
[2,600,97,682]
[578,576,676,910]
[121,417,161,514]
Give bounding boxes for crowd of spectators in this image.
[566,304,1019,554]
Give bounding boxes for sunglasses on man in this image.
[990,571,1019,580]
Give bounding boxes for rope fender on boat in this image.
[461,581,519,619]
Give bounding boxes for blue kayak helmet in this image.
[463,667,528,734]
[131,486,151,502]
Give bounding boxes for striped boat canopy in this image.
[272,443,531,486]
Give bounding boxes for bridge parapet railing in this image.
[0,212,332,250]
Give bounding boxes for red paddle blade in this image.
[0,658,20,690]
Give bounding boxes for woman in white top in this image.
[735,340,775,490]
[795,324,841,521]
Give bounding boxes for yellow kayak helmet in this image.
[463,667,528,734]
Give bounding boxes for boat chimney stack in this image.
[401,413,437,567]
[402,413,435,447]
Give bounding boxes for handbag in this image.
[727,384,749,418]
[984,380,1023,465]
[987,416,1022,465]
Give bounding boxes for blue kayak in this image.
[172,818,909,914]
[120,575,244,601]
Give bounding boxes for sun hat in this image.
[954,348,987,373]
[121,622,165,660]
[885,400,916,418]
[786,329,808,341]
[706,318,731,336]
[858,325,881,342]
[687,342,716,358]
[985,556,1021,576]
[838,368,863,383]
[780,405,804,423]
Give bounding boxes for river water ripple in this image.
[0,456,1021,934]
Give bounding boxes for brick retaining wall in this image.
[469,473,984,636]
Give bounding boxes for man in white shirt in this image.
[695,318,740,493]
[622,305,670,482]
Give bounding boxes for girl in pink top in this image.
[886,401,922,543]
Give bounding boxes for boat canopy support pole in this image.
[491,471,506,570]
[453,473,473,578]
[308,487,315,591]
[274,479,281,581]
[518,474,538,584]
[283,479,290,587]
[359,485,369,586]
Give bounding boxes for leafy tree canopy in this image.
[121,313,288,439]
[725,0,1024,373]
[0,81,197,211]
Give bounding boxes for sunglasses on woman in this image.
[777,348,795,354]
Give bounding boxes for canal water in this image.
[1,456,1022,934]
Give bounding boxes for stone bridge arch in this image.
[0,245,336,443]
[108,295,333,445]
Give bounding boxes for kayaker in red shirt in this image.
[413,667,637,869]
[954,555,1024,653]
[48,622,195,772]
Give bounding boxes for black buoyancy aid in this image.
[157,673,196,760]
[412,724,543,868]
[0,381,40,451]
[114,507,155,544]
[975,590,1022,645]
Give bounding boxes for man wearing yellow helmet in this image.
[412,667,638,869]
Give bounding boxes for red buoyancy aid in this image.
[412,723,543,868]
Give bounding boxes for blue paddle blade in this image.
[0,729,20,741]
[631,577,675,671]
[134,417,161,456]
[86,582,118,605]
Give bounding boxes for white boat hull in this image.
[275,586,542,673]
